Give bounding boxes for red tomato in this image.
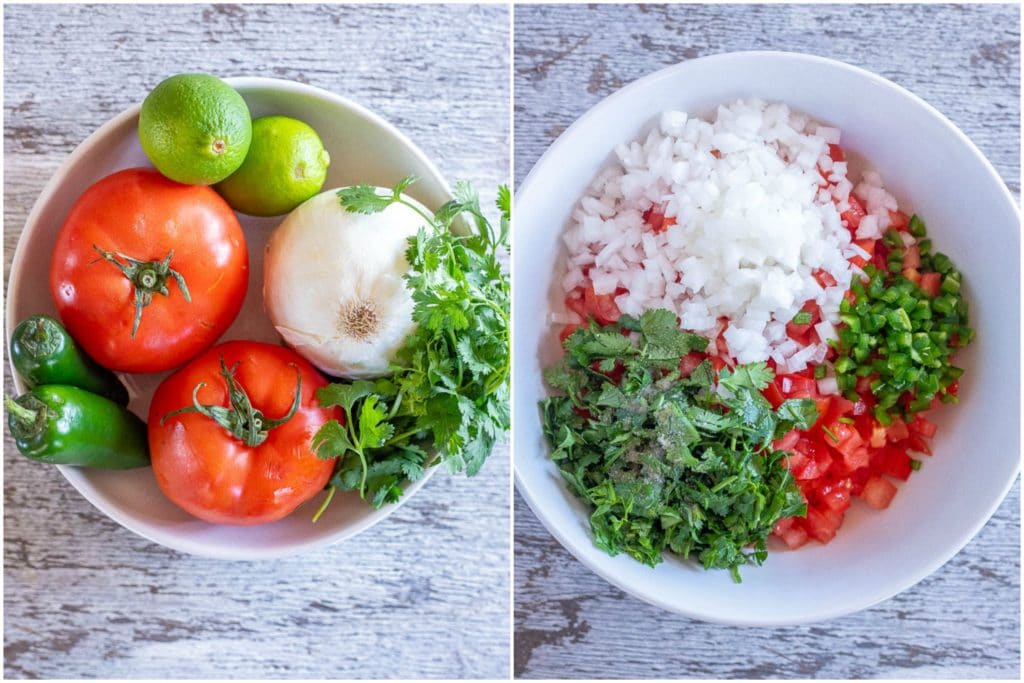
[580,284,621,325]
[828,144,846,162]
[910,414,938,438]
[679,351,706,377]
[812,268,838,288]
[920,272,942,297]
[778,373,818,399]
[888,210,910,231]
[148,340,337,525]
[642,203,677,234]
[50,168,248,373]
[903,244,921,270]
[861,476,898,509]
[841,195,867,232]
[785,301,821,341]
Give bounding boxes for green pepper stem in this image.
[4,395,36,424]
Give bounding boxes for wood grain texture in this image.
[513,3,1020,679]
[4,4,510,679]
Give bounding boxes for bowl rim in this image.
[6,76,452,560]
[513,49,1021,624]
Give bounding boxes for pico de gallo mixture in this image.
[541,105,973,581]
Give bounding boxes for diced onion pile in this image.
[561,99,899,374]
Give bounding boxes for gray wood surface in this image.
[4,4,510,679]
[513,3,1020,679]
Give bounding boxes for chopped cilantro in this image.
[541,310,811,582]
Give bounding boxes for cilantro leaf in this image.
[718,362,774,393]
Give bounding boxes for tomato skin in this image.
[148,340,337,525]
[841,195,867,232]
[50,168,248,373]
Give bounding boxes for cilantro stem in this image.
[311,485,336,523]
[396,197,440,231]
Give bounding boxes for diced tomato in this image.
[887,417,910,442]
[773,516,796,535]
[920,272,941,297]
[590,359,624,384]
[710,149,722,159]
[873,446,912,481]
[903,268,921,284]
[947,380,960,397]
[559,324,579,344]
[903,244,921,270]
[565,293,587,319]
[582,284,621,325]
[780,524,810,549]
[910,415,938,438]
[861,476,898,509]
[709,355,728,375]
[804,506,841,543]
[817,478,853,513]
[774,429,800,453]
[854,238,877,257]
[871,240,890,271]
[779,374,818,399]
[642,204,677,234]
[828,144,846,163]
[841,195,867,232]
[812,268,838,288]
[810,397,833,430]
[785,301,821,341]
[763,379,785,408]
[888,210,910,231]
[679,351,706,377]
[907,433,933,456]
[869,423,887,448]
[842,446,870,471]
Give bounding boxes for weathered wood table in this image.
[4,4,510,678]
[514,3,1020,679]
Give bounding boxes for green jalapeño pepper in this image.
[11,314,129,405]
[5,385,149,468]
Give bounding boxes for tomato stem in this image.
[161,357,302,447]
[92,245,192,338]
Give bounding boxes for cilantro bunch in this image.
[311,178,509,515]
[541,310,812,581]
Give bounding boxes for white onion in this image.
[263,188,427,379]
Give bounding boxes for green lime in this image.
[139,73,252,185]
[215,116,331,217]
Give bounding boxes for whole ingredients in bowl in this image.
[9,71,509,533]
[542,310,810,581]
[311,179,511,511]
[49,167,249,373]
[147,340,337,525]
[216,115,331,216]
[543,98,973,577]
[11,314,129,404]
[263,188,425,378]
[139,73,253,185]
[5,385,149,468]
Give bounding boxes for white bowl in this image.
[6,77,454,559]
[513,51,1020,624]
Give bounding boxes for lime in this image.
[139,74,252,185]
[215,116,331,217]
